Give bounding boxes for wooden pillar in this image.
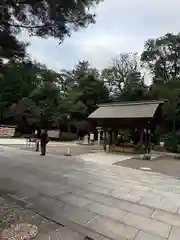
[147,129,151,154]
[144,128,147,154]
[147,121,151,154]
[112,129,117,145]
[144,128,151,154]
[140,128,143,146]
[103,128,107,152]
[108,128,112,145]
[108,128,112,152]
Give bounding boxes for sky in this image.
[19,0,180,75]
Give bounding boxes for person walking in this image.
[40,129,49,156]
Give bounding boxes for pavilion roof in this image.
[88,100,165,119]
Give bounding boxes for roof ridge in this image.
[99,100,165,107]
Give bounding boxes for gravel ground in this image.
[117,155,180,177]
[0,196,59,236]
[0,195,85,239]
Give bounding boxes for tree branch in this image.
[2,21,47,29]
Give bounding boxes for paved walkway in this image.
[78,152,133,165]
[0,146,180,239]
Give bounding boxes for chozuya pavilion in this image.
[88,100,165,154]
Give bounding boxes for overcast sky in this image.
[19,0,180,73]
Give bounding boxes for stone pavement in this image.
[0,146,180,239]
[78,152,133,165]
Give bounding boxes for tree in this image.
[0,10,27,66]
[0,31,26,63]
[102,53,150,101]
[102,53,135,97]
[150,79,180,132]
[9,98,40,132]
[0,0,103,72]
[64,61,109,115]
[0,60,63,129]
[141,33,180,134]
[0,60,41,122]
[29,74,62,129]
[52,61,109,132]
[141,33,180,83]
[120,72,151,101]
[1,0,103,41]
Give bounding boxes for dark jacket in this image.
[40,132,49,144]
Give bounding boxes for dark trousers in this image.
[35,140,39,152]
[41,142,46,155]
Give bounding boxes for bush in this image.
[164,132,180,153]
[59,132,77,141]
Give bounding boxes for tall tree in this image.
[27,67,62,128]
[141,33,180,133]
[102,53,136,97]
[120,72,151,101]
[141,33,180,83]
[102,53,150,101]
[0,60,41,122]
[8,67,62,130]
[9,98,40,132]
[150,79,180,132]
[53,61,109,130]
[66,61,109,114]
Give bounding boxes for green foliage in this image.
[59,132,77,141]
[141,33,180,82]
[60,61,109,119]
[141,33,180,144]
[0,31,26,61]
[0,61,40,122]
[9,98,40,131]
[164,132,180,153]
[102,53,152,101]
[1,0,103,40]
[0,59,110,133]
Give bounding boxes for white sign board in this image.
[47,130,60,139]
[0,126,15,137]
